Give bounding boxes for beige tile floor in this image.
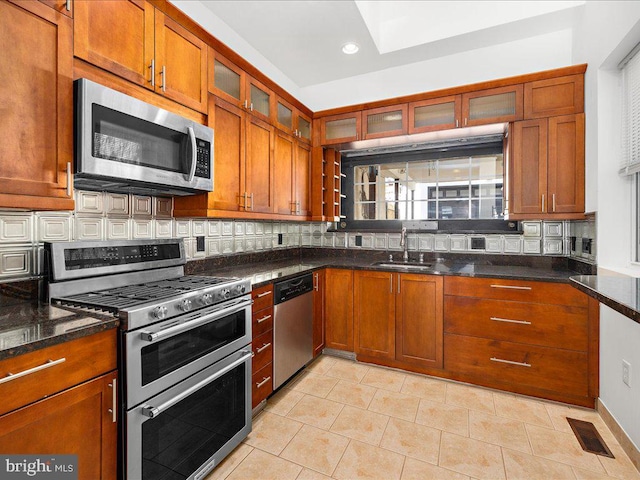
[207,355,640,480]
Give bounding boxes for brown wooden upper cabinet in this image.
[276,97,312,144]
[363,105,408,140]
[524,74,584,119]
[210,51,275,123]
[273,131,311,216]
[510,113,585,218]
[0,0,74,210]
[39,0,73,17]
[320,112,363,145]
[409,96,462,134]
[74,0,208,113]
[461,84,524,127]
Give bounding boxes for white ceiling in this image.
[195,0,585,88]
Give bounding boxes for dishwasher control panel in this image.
[273,273,314,304]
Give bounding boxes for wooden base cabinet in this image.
[0,372,118,480]
[0,0,74,210]
[324,269,354,351]
[354,271,444,370]
[443,276,596,407]
[251,284,274,408]
[312,270,326,357]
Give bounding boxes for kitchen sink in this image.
[371,261,434,271]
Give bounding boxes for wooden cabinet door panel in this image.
[313,270,326,357]
[548,114,585,214]
[0,372,118,480]
[511,119,548,215]
[524,75,584,119]
[295,142,312,216]
[245,116,275,213]
[0,0,74,208]
[252,363,273,408]
[396,274,443,369]
[320,112,362,145]
[74,0,154,88]
[209,50,246,106]
[462,85,523,126]
[39,0,73,17]
[324,269,354,351]
[363,104,408,140]
[274,131,295,215]
[354,271,395,360]
[210,97,245,212]
[154,12,207,113]
[409,95,461,134]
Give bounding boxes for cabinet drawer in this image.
[252,330,273,373]
[252,284,273,312]
[0,330,117,416]
[444,334,588,398]
[252,363,273,408]
[444,296,588,351]
[252,307,273,337]
[444,277,587,307]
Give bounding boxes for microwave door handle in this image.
[187,126,197,182]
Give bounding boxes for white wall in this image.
[300,30,573,111]
[571,0,640,452]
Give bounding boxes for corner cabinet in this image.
[324,269,354,351]
[510,113,585,219]
[74,0,208,113]
[0,0,74,210]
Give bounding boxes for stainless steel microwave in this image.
[74,78,213,196]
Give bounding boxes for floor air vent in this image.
[567,418,615,458]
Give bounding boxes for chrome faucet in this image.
[400,227,409,262]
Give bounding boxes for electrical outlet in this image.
[196,236,205,252]
[278,233,283,245]
[623,360,631,387]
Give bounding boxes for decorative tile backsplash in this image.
[0,191,596,280]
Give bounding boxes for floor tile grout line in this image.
[499,446,509,480]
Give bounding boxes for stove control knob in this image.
[237,284,246,295]
[152,306,168,320]
[178,299,192,312]
[200,293,213,305]
[221,288,231,299]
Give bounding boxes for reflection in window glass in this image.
[353,154,503,220]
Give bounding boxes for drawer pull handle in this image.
[489,284,532,291]
[0,358,66,384]
[256,314,272,324]
[256,291,271,298]
[108,378,117,423]
[490,317,532,325]
[490,357,531,368]
[256,376,271,388]
[256,342,271,354]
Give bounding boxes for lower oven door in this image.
[126,348,252,480]
[125,295,252,407]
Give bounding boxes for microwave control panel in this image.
[195,139,211,179]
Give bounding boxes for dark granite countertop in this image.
[0,280,118,361]
[193,253,590,289]
[571,275,640,324]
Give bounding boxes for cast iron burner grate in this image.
[567,418,615,458]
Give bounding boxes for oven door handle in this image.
[139,298,252,343]
[141,350,252,419]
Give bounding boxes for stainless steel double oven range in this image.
[46,238,253,480]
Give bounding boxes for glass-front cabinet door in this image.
[296,114,312,144]
[363,105,408,140]
[248,77,274,122]
[462,85,523,127]
[409,96,461,134]
[210,51,245,107]
[320,112,362,145]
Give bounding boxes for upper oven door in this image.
[75,78,213,193]
[124,295,252,408]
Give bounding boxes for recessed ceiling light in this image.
[342,42,359,55]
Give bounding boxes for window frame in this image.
[339,143,516,232]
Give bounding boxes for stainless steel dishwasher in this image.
[273,273,314,389]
